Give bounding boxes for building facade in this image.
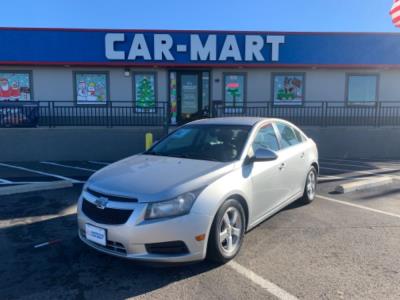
[0,27,399,127]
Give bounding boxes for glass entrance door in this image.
[179,73,200,123]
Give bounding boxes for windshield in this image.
[145,125,252,162]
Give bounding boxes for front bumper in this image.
[77,194,212,263]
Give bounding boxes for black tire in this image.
[206,198,246,264]
[301,166,318,204]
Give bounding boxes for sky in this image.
[0,0,397,32]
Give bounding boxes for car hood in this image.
[86,154,234,202]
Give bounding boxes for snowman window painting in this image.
[75,73,108,104]
[273,74,305,105]
[0,72,31,101]
[134,73,156,112]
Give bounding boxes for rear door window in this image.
[276,122,302,149]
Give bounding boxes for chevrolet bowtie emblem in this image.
[94,196,108,210]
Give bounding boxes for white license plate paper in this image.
[85,223,106,246]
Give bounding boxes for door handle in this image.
[301,152,305,158]
[279,163,286,170]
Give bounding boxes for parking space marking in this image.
[41,161,97,172]
[228,260,298,300]
[0,211,76,229]
[318,194,400,219]
[318,174,347,180]
[321,161,399,172]
[320,166,400,179]
[321,157,400,166]
[88,161,109,166]
[0,163,82,184]
[0,182,42,185]
[0,178,12,184]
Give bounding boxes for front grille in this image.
[86,187,138,203]
[145,241,189,255]
[80,229,127,255]
[82,199,133,225]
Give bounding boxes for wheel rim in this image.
[219,206,243,255]
[306,171,316,200]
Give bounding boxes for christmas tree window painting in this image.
[135,74,156,112]
[224,74,245,113]
[0,72,31,101]
[76,73,107,104]
[273,74,304,105]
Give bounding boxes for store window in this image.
[75,72,108,105]
[0,71,32,101]
[347,74,378,105]
[272,73,305,106]
[224,73,246,112]
[134,72,156,112]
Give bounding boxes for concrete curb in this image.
[0,181,74,196]
[334,176,394,194]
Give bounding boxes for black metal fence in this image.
[212,101,400,127]
[1,100,400,127]
[0,101,169,127]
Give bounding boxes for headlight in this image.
[145,192,197,220]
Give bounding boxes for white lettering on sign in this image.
[219,35,242,61]
[245,35,264,61]
[190,34,217,61]
[104,33,285,63]
[128,34,151,60]
[266,35,285,62]
[154,34,174,61]
[105,33,125,60]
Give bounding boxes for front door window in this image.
[170,71,210,125]
[180,74,199,121]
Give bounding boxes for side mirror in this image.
[251,148,278,162]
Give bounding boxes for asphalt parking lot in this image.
[1,158,400,299]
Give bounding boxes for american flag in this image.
[390,0,400,28]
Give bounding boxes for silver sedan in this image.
[77,117,318,263]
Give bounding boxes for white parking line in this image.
[318,175,349,182]
[0,163,82,184]
[321,161,399,172]
[41,161,97,172]
[318,194,400,219]
[321,157,400,167]
[0,178,12,184]
[0,181,43,185]
[88,161,109,166]
[320,166,400,179]
[228,260,298,300]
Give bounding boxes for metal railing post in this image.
[322,101,327,127]
[163,101,170,135]
[374,101,381,127]
[49,101,54,128]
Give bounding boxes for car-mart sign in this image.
[105,33,285,62]
[0,28,400,67]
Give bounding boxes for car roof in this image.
[188,117,270,126]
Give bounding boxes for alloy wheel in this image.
[219,206,243,255]
[306,170,316,200]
